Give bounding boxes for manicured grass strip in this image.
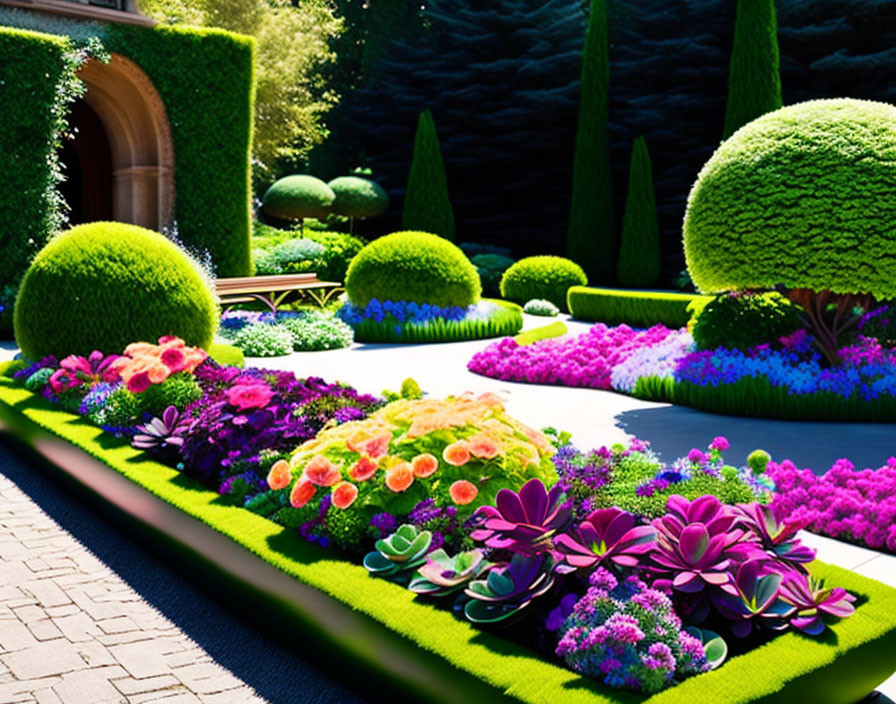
[208,341,245,368]
[567,286,710,328]
[351,299,523,344]
[632,375,896,422]
[514,321,568,346]
[0,373,895,704]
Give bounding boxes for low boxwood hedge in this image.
[568,286,710,328]
[0,368,895,704]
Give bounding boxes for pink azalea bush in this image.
[468,324,675,388]
[768,457,896,553]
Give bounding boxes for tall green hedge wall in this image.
[106,23,254,277]
[0,27,72,306]
[0,15,254,314]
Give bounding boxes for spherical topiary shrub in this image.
[684,99,896,298]
[690,291,802,351]
[500,256,587,312]
[328,176,389,219]
[345,231,481,308]
[262,175,335,223]
[15,222,218,359]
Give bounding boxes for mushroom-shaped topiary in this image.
[328,176,389,232]
[14,222,218,359]
[684,98,896,364]
[262,175,335,234]
[345,231,481,308]
[500,256,588,313]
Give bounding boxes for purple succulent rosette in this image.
[778,571,857,635]
[735,502,816,568]
[711,559,794,638]
[470,478,572,556]
[464,553,555,624]
[408,548,491,596]
[554,507,655,574]
[132,405,190,458]
[649,495,759,595]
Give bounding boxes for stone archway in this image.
[75,53,175,231]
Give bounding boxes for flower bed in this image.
[338,298,523,343]
[1,378,895,703]
[769,457,896,554]
[469,323,896,421]
[5,343,896,702]
[219,309,355,357]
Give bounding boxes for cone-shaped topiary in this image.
[566,0,613,283]
[722,0,782,140]
[617,136,660,288]
[345,231,480,308]
[685,98,896,364]
[500,256,587,313]
[262,175,335,233]
[328,176,390,219]
[402,110,456,241]
[15,222,218,359]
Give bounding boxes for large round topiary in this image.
[15,222,218,359]
[345,231,481,308]
[262,175,335,221]
[328,176,389,219]
[500,256,588,312]
[685,99,896,297]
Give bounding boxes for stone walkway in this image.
[0,473,264,704]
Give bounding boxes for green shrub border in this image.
[0,368,894,704]
[568,287,710,328]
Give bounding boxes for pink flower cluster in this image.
[768,457,896,553]
[468,324,675,389]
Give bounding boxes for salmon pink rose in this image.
[443,441,471,467]
[363,431,393,459]
[266,459,291,490]
[126,371,152,393]
[449,480,478,505]
[160,347,188,373]
[289,479,315,508]
[468,434,500,460]
[147,363,171,384]
[332,481,359,509]
[412,453,439,478]
[226,382,273,411]
[304,455,342,486]
[385,462,414,492]
[349,456,378,482]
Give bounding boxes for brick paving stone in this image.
[0,475,261,704]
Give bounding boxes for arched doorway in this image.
[61,53,175,231]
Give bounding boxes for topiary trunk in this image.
[402,109,456,241]
[617,136,660,288]
[785,288,871,367]
[722,0,782,140]
[566,0,614,283]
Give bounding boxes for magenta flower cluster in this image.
[468,324,675,388]
[768,457,896,553]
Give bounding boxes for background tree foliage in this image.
[138,0,342,177]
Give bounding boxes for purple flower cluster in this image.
[610,330,695,393]
[468,324,675,388]
[769,457,896,553]
[338,299,469,325]
[552,442,614,517]
[550,567,709,694]
[406,498,462,552]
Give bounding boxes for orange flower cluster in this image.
[111,336,207,393]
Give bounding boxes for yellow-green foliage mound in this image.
[684,98,896,296]
[345,231,481,308]
[15,222,218,359]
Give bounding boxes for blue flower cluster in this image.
[674,335,896,401]
[337,299,470,325]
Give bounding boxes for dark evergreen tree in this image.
[617,136,659,288]
[339,0,588,249]
[566,0,614,282]
[402,110,455,241]
[722,0,782,139]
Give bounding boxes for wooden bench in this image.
[215,274,343,312]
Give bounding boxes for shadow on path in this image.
[615,405,896,472]
[0,441,369,704]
